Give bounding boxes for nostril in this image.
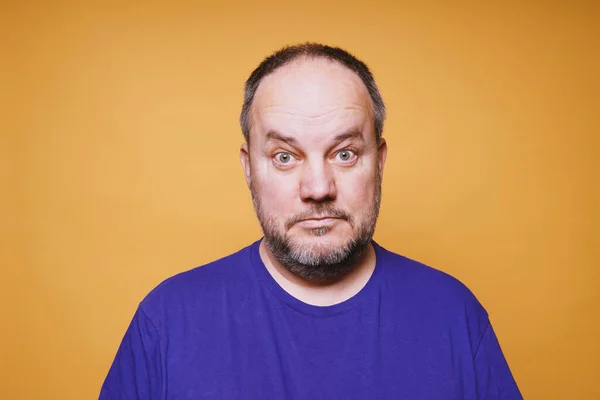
[298,162,337,202]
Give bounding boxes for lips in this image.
[286,208,350,230]
[296,217,340,228]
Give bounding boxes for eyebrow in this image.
[265,128,365,146]
[265,130,298,145]
[333,129,365,144]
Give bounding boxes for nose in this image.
[299,158,337,202]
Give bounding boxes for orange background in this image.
[1,1,598,399]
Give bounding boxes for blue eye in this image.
[338,151,351,161]
[276,152,294,163]
[336,149,356,162]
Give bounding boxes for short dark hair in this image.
[239,43,386,143]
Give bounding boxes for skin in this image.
[240,57,387,306]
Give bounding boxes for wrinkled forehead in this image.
[250,58,375,141]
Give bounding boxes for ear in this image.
[377,137,388,176]
[240,142,252,188]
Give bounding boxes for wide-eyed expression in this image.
[240,57,387,280]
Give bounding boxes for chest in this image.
[162,298,477,399]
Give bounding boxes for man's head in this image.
[239,43,387,282]
[240,43,386,145]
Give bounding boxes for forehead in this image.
[251,58,374,140]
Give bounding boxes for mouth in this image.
[295,217,340,228]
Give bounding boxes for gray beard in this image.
[250,173,382,283]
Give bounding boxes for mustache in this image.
[285,204,353,230]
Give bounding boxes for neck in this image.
[258,239,377,306]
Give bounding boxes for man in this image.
[100,43,522,399]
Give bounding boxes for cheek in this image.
[338,169,378,208]
[253,164,298,212]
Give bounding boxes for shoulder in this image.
[375,242,489,324]
[138,242,257,322]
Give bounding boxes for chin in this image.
[289,231,352,251]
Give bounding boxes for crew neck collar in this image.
[249,239,386,317]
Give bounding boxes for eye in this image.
[274,152,296,164]
[335,149,357,163]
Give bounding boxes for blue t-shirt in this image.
[100,240,522,399]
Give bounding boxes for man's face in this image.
[240,57,387,281]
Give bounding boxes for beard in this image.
[250,171,382,283]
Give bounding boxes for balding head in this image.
[240,43,386,144]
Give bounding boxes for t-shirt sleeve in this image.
[474,322,523,400]
[99,307,164,400]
